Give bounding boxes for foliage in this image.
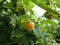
[0,0,60,45]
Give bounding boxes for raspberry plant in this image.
[0,0,60,45]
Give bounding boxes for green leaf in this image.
[55,0,60,8]
[18,36,29,45]
[3,1,12,8]
[23,0,30,5]
[33,25,48,45]
[10,14,18,24]
[0,0,6,4]
[26,1,34,11]
[29,39,35,45]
